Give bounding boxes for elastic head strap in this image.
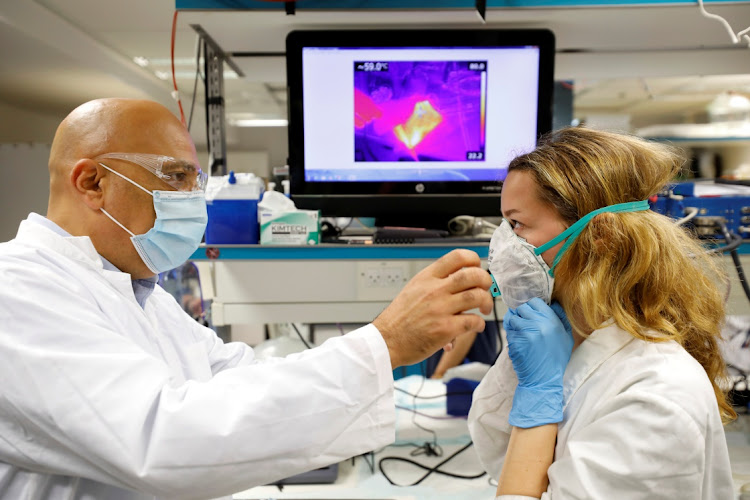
[535,200,650,273]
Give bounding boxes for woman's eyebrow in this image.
[503,208,520,218]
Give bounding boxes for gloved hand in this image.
[503,297,574,428]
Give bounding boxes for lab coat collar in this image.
[15,216,140,303]
[562,321,635,408]
[17,216,107,272]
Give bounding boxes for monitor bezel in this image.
[285,28,556,220]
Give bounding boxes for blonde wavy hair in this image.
[508,126,736,423]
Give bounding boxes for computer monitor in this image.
[286,29,555,229]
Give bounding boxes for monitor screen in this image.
[286,29,555,226]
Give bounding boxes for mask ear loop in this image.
[99,163,154,196]
[98,163,155,238]
[535,200,651,276]
[100,209,136,237]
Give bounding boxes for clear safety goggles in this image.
[94,152,208,192]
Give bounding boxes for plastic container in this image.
[205,171,265,244]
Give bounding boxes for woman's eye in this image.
[511,220,523,230]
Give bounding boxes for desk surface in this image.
[191,242,750,261]
[231,376,497,500]
[190,242,491,261]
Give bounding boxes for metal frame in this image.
[190,24,245,176]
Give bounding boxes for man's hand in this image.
[373,249,493,368]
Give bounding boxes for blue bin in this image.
[205,199,260,244]
[445,377,480,416]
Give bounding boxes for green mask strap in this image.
[535,200,650,276]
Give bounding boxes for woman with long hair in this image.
[469,127,735,499]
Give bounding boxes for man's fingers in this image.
[426,249,482,279]
[444,287,494,316]
[445,266,493,295]
[443,339,456,351]
[443,313,486,338]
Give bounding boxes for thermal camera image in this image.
[354,60,487,162]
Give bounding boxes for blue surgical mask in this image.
[99,164,208,274]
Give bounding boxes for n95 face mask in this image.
[487,199,652,310]
[488,219,554,310]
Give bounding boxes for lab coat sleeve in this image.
[176,296,384,375]
[467,349,517,479]
[0,270,396,500]
[542,390,712,500]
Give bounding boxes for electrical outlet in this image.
[356,261,412,300]
[382,267,406,287]
[365,268,381,287]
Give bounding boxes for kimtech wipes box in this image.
[259,209,320,245]
[257,191,320,245]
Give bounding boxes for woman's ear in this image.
[70,159,105,210]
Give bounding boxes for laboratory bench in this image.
[190,242,496,326]
[189,242,750,328]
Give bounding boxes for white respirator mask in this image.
[487,219,554,310]
[487,200,651,310]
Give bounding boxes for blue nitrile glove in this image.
[503,298,574,428]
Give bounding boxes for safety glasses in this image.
[94,152,208,192]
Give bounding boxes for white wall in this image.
[0,101,63,143]
[231,126,288,174]
[0,143,52,241]
[0,102,62,241]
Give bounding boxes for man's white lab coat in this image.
[468,322,734,500]
[0,216,395,499]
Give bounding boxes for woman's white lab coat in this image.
[0,217,396,499]
[468,322,734,500]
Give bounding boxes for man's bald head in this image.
[49,98,195,183]
[46,98,200,278]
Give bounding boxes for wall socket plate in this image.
[356,261,412,301]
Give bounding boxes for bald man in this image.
[0,98,493,500]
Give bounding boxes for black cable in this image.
[363,451,375,474]
[339,217,355,233]
[395,405,466,421]
[714,222,750,303]
[290,322,312,349]
[395,386,474,399]
[187,37,202,132]
[378,441,485,486]
[492,295,503,364]
[408,364,441,455]
[707,227,743,254]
